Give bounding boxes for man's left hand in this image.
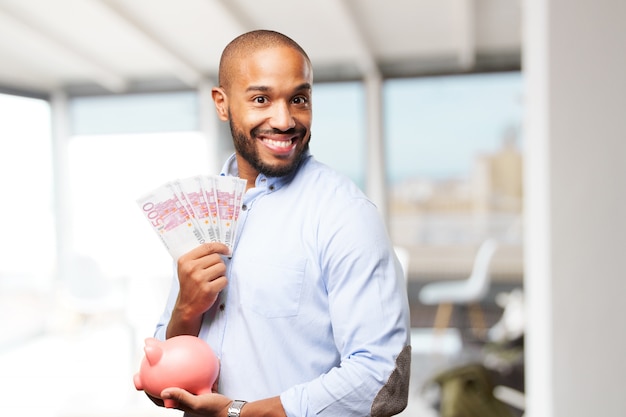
[160,388,231,416]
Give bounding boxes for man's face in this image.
[220,46,313,179]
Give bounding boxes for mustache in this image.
[251,127,307,136]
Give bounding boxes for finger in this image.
[179,256,227,287]
[195,252,228,274]
[178,243,230,273]
[161,389,231,415]
[160,387,195,410]
[193,242,231,259]
[207,275,228,291]
[178,250,227,280]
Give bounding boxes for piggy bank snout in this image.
[133,372,143,390]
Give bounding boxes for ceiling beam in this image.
[0,3,126,93]
[334,0,380,78]
[0,83,50,100]
[213,0,256,33]
[96,0,205,88]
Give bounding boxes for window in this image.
[0,93,54,289]
[310,82,366,189]
[66,91,205,279]
[67,132,211,280]
[384,72,524,280]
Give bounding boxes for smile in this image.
[262,138,294,148]
[258,136,299,155]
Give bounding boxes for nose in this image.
[268,101,296,131]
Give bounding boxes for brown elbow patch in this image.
[371,344,412,417]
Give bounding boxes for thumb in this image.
[160,387,193,409]
[160,389,231,415]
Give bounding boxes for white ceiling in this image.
[0,0,521,97]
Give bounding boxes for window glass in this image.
[311,82,365,189]
[0,93,54,289]
[384,72,524,281]
[67,132,210,280]
[70,91,198,135]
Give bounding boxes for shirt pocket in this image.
[235,258,306,318]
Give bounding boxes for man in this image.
[153,30,411,417]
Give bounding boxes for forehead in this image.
[232,46,312,91]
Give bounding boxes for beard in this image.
[229,118,310,178]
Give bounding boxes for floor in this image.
[0,282,523,417]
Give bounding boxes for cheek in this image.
[238,113,265,133]
[297,111,312,130]
[229,112,255,135]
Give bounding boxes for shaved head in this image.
[218,30,312,91]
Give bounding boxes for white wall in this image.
[524,1,626,416]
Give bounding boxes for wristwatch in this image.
[227,400,247,417]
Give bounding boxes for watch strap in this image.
[227,400,247,417]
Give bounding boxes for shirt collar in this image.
[219,151,311,192]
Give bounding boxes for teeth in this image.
[263,138,292,148]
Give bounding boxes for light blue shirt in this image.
[156,152,411,416]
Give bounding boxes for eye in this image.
[292,96,309,105]
[253,96,268,104]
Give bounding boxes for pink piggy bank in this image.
[134,335,219,408]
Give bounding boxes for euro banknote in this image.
[137,175,247,259]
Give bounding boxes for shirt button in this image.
[241,204,247,211]
[269,185,275,191]
[219,303,225,311]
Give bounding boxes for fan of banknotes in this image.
[137,175,247,259]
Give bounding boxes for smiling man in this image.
[153,30,411,417]
[214,37,313,181]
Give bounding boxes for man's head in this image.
[212,30,313,181]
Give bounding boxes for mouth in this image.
[259,135,297,155]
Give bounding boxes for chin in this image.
[257,153,303,177]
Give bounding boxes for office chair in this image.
[394,245,410,282]
[418,239,499,338]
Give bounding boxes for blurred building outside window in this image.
[384,72,524,283]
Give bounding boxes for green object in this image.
[431,363,515,417]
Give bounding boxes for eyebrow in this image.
[245,83,312,94]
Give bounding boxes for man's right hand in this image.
[166,242,230,338]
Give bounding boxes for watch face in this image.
[228,400,247,416]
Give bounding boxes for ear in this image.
[212,87,229,121]
[144,345,163,366]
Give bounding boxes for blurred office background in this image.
[0,1,624,416]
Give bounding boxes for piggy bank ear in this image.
[145,344,163,366]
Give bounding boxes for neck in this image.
[234,154,259,191]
